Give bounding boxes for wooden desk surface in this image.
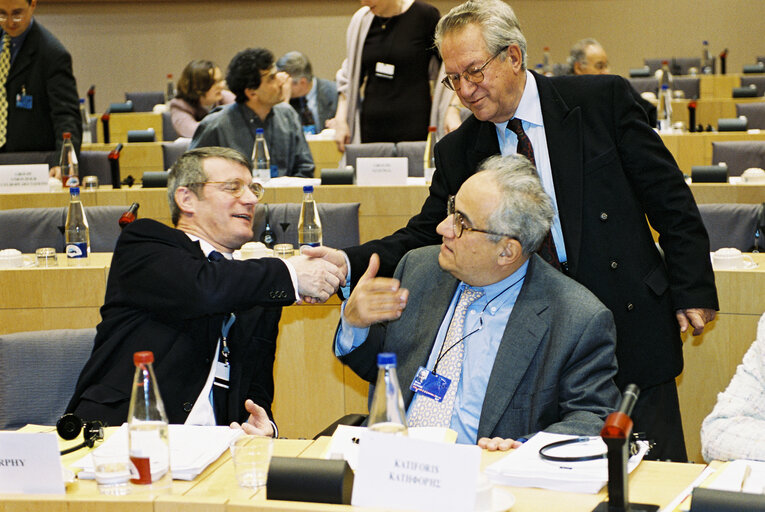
[659,131,765,173]
[2,431,709,512]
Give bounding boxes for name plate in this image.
[0,164,50,193]
[351,430,480,511]
[356,157,408,186]
[0,432,65,494]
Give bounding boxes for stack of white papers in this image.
[263,177,320,188]
[485,432,649,494]
[706,459,765,495]
[73,424,242,481]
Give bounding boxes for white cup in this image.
[230,435,273,489]
[712,248,755,270]
[0,248,23,268]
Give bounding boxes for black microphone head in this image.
[56,413,84,440]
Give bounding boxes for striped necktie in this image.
[507,118,562,271]
[0,34,11,148]
[408,286,484,427]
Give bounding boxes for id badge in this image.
[409,366,451,402]
[16,93,33,110]
[213,361,230,389]
[375,61,395,79]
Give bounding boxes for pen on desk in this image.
[740,463,752,492]
[658,465,716,512]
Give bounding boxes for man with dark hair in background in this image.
[190,48,314,178]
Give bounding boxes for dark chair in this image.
[162,140,190,170]
[698,203,764,252]
[644,57,704,75]
[740,77,765,96]
[673,77,700,99]
[344,143,396,172]
[79,151,112,185]
[124,91,165,113]
[627,77,658,95]
[161,110,179,141]
[712,141,765,176]
[736,103,765,129]
[396,141,427,177]
[0,328,96,429]
[79,206,127,252]
[250,203,360,249]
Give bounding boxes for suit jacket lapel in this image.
[477,256,550,438]
[467,120,500,173]
[534,72,584,276]
[7,25,37,82]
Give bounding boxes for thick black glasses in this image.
[441,46,508,92]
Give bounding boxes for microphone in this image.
[108,142,123,189]
[119,202,140,228]
[101,112,111,144]
[87,85,96,115]
[602,383,640,440]
[617,383,640,417]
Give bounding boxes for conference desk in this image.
[1,252,763,462]
[659,130,765,173]
[2,427,709,512]
[670,97,765,128]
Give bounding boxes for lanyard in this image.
[220,313,236,365]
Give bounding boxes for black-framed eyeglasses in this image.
[189,179,264,200]
[447,195,514,239]
[441,46,508,92]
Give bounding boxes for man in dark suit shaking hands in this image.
[67,147,345,436]
[340,0,719,460]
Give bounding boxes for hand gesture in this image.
[230,399,275,437]
[343,253,408,328]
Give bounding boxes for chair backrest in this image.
[396,141,426,177]
[161,110,179,141]
[79,151,112,185]
[251,202,360,249]
[698,203,764,251]
[0,151,56,166]
[124,91,165,113]
[0,328,96,429]
[644,57,702,75]
[344,143,396,173]
[162,140,190,170]
[627,77,658,95]
[711,141,765,177]
[736,102,765,129]
[673,77,700,99]
[85,205,129,252]
[739,76,765,97]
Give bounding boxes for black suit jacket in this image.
[67,219,296,426]
[344,71,718,390]
[1,20,81,166]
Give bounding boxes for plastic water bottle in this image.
[65,186,90,265]
[657,84,673,132]
[423,126,437,183]
[701,41,712,74]
[542,46,552,76]
[368,353,408,436]
[79,99,92,144]
[165,74,175,103]
[251,128,270,183]
[59,132,79,187]
[128,351,172,495]
[298,185,322,247]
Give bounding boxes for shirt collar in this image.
[459,258,529,313]
[493,69,543,133]
[185,233,233,260]
[305,77,318,103]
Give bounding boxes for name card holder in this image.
[356,157,408,186]
[0,432,65,494]
[0,164,50,193]
[352,430,480,511]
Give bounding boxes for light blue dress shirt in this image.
[495,70,567,264]
[306,78,320,131]
[335,261,529,444]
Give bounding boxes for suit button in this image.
[600,212,608,221]
[183,402,193,412]
[626,302,634,311]
[610,260,618,269]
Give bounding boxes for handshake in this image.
[286,246,349,303]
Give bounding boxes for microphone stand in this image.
[592,384,658,512]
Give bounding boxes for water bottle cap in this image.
[377,352,396,366]
[63,132,71,139]
[661,84,669,90]
[79,98,85,104]
[134,351,154,365]
[256,128,265,134]
[69,186,80,195]
[303,185,314,193]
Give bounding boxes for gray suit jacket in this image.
[314,78,338,132]
[339,246,620,440]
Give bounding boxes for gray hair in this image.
[275,51,314,82]
[435,0,527,70]
[568,38,601,74]
[167,147,253,225]
[476,154,554,254]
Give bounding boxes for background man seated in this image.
[190,48,314,178]
[701,312,765,462]
[276,50,337,135]
[67,147,343,435]
[335,155,620,450]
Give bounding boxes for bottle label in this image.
[129,455,152,484]
[66,242,88,258]
[64,176,80,188]
[299,242,320,247]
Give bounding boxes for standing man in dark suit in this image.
[67,147,344,435]
[0,0,81,177]
[276,51,338,135]
[336,155,620,448]
[336,0,718,460]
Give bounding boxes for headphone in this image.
[57,413,105,455]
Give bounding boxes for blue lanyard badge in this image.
[213,313,236,390]
[409,366,451,403]
[16,86,32,110]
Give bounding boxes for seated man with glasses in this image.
[335,154,620,450]
[67,147,345,435]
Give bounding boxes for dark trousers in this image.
[630,379,687,462]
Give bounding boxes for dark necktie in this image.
[207,250,224,262]
[207,249,230,422]
[290,96,315,127]
[0,35,11,147]
[506,118,563,271]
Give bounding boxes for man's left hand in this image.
[230,399,275,437]
[477,437,522,451]
[676,308,717,336]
